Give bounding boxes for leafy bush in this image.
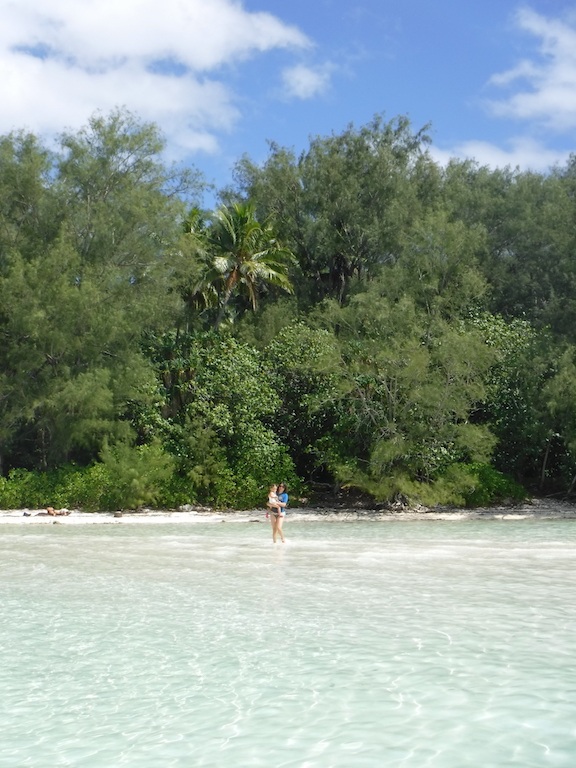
[0,464,110,510]
[334,460,527,508]
[98,440,175,510]
[0,468,53,509]
[457,462,527,507]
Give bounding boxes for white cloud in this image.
[437,9,576,176]
[487,8,576,131]
[430,136,570,173]
[281,63,332,99]
[0,0,310,153]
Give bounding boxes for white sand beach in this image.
[1,498,575,524]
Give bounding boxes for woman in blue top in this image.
[271,483,289,543]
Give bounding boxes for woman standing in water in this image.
[271,483,288,543]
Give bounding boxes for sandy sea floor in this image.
[4,517,576,766]
[1,498,575,524]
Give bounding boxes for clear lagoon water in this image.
[1,519,576,767]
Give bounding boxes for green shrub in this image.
[0,468,51,509]
[458,462,528,507]
[51,464,112,511]
[333,460,527,508]
[99,440,175,510]
[0,464,109,510]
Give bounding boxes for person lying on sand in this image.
[23,507,71,517]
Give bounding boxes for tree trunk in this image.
[214,290,233,330]
[567,470,576,498]
[214,299,228,331]
[213,270,238,331]
[540,438,551,490]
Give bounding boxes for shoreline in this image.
[1,498,576,524]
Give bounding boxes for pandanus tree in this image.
[187,202,295,329]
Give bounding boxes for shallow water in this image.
[1,520,576,767]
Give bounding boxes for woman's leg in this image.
[270,513,278,542]
[277,514,285,542]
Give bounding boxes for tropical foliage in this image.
[1,109,576,509]
[182,203,294,329]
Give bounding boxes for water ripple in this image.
[1,521,576,766]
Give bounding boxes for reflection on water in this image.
[1,521,576,767]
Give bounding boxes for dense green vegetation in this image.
[1,109,575,509]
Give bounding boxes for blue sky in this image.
[1,0,576,198]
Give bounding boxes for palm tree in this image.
[189,203,294,330]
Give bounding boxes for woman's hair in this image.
[278,483,286,491]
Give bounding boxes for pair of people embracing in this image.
[266,483,288,543]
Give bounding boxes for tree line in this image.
[1,109,575,509]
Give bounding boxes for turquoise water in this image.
[1,520,576,767]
